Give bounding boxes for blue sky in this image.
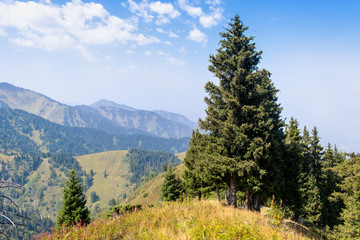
[0,0,360,151]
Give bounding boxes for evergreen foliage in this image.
[184,130,220,200]
[106,204,142,218]
[57,169,91,227]
[0,108,189,155]
[187,15,285,209]
[282,117,303,218]
[299,127,323,225]
[320,144,344,228]
[160,162,183,201]
[333,153,360,239]
[126,149,181,186]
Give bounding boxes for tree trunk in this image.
[244,189,251,210]
[198,191,202,201]
[216,185,220,202]
[225,187,228,204]
[228,173,237,207]
[253,193,261,212]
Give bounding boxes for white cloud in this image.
[128,0,154,23]
[135,34,160,45]
[178,0,222,28]
[156,27,165,33]
[165,41,172,46]
[205,0,221,6]
[178,0,203,17]
[0,0,159,60]
[157,50,168,56]
[199,7,223,28]
[145,50,152,56]
[128,0,180,25]
[156,28,179,38]
[149,1,180,18]
[169,31,179,38]
[156,50,185,66]
[187,27,207,43]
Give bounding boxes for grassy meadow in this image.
[37,200,317,240]
[76,150,133,213]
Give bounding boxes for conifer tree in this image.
[320,143,344,228]
[333,153,360,238]
[57,169,91,227]
[184,130,225,201]
[299,127,323,224]
[282,117,303,218]
[189,15,285,209]
[160,162,183,201]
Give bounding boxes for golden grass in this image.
[76,150,133,211]
[124,163,185,206]
[38,200,313,240]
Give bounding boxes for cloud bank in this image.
[0,0,159,60]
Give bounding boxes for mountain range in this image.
[0,82,196,139]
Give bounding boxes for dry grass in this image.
[124,163,185,206]
[37,200,314,240]
[76,150,132,211]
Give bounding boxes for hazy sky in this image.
[0,0,359,151]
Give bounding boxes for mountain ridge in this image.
[0,82,196,138]
[0,108,189,155]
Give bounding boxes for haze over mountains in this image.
[0,82,196,139]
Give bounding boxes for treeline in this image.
[181,15,360,239]
[0,108,188,155]
[126,148,181,186]
[185,118,358,236]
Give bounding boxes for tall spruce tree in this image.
[299,127,323,225]
[189,15,284,210]
[160,162,183,201]
[57,169,91,227]
[282,117,303,218]
[320,143,344,228]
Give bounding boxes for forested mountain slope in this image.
[0,149,182,239]
[0,108,189,155]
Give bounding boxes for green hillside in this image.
[124,163,185,206]
[76,150,133,214]
[0,149,184,239]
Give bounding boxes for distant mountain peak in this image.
[0,82,23,92]
[0,83,195,139]
[90,99,136,111]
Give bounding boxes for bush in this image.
[106,204,142,218]
[268,195,285,226]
